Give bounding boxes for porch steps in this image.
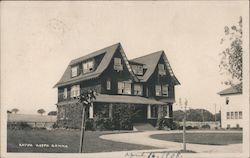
[133,123,156,131]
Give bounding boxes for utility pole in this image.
[183,99,188,151]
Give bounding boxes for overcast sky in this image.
[1,1,249,114]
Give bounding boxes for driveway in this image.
[100,130,242,153]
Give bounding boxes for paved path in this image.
[100,130,242,153]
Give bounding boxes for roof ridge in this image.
[70,42,120,65]
[131,50,163,61]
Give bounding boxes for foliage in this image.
[201,124,210,129]
[8,122,32,130]
[37,109,46,115]
[11,108,19,114]
[173,109,216,122]
[48,111,57,116]
[219,16,242,86]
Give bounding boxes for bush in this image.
[8,122,32,130]
[201,124,210,129]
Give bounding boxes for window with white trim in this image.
[155,85,162,96]
[118,82,131,94]
[239,111,242,119]
[134,84,143,96]
[114,58,122,65]
[235,112,238,119]
[158,64,166,75]
[162,85,169,96]
[107,79,111,90]
[70,85,80,98]
[226,112,230,119]
[231,112,234,119]
[71,66,78,77]
[63,88,67,99]
[83,60,94,74]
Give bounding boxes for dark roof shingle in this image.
[217,83,242,95]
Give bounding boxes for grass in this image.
[150,132,242,145]
[7,129,159,153]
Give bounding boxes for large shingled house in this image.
[54,43,180,129]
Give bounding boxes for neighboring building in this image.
[217,83,243,128]
[54,43,180,128]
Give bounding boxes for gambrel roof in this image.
[217,83,242,96]
[54,43,138,88]
[131,51,180,85]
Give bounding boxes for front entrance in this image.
[132,105,147,123]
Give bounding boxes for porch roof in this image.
[94,94,166,105]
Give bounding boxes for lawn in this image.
[150,132,242,145]
[7,129,160,153]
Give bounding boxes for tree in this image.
[219,16,242,87]
[37,109,46,115]
[11,108,19,114]
[48,111,57,116]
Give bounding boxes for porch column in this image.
[147,104,151,119]
[89,102,94,119]
[109,104,113,119]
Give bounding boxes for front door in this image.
[132,105,147,123]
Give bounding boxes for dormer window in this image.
[71,66,79,77]
[83,60,94,74]
[132,65,143,75]
[114,58,123,71]
[158,64,166,75]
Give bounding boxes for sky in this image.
[1,1,249,115]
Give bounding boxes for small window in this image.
[107,79,111,90]
[70,85,80,98]
[155,85,162,96]
[231,112,234,119]
[235,112,238,119]
[158,64,166,75]
[63,88,67,99]
[134,84,143,96]
[226,97,229,105]
[83,60,94,74]
[114,58,122,65]
[239,111,242,119]
[162,85,169,96]
[118,82,131,94]
[226,112,230,119]
[71,66,78,77]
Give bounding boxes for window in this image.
[132,65,143,75]
[162,85,169,96]
[107,79,111,90]
[71,66,78,77]
[227,112,230,119]
[158,64,166,75]
[114,58,123,71]
[114,58,122,65]
[70,85,80,98]
[239,111,242,119]
[231,112,234,119]
[155,85,162,96]
[83,60,94,74]
[235,112,238,119]
[118,82,131,94]
[63,88,67,99]
[134,84,143,96]
[151,105,158,118]
[226,97,229,105]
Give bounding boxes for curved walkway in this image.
[100,130,242,153]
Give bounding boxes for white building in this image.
[218,83,243,129]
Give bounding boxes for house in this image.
[54,43,180,129]
[217,83,243,129]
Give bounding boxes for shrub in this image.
[85,119,94,130]
[8,122,32,130]
[201,124,210,129]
